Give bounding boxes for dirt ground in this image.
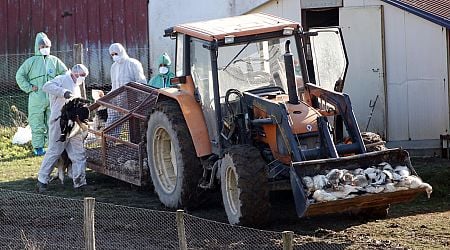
[184,191,450,249]
[269,157,450,249]
[92,156,448,249]
[144,157,450,249]
[1,157,449,249]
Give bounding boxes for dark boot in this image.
[35,181,48,193]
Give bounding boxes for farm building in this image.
[148,0,450,155]
[0,0,149,126]
[0,0,149,91]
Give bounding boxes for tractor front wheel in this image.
[220,145,270,226]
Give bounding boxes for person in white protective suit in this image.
[109,42,147,90]
[105,43,147,136]
[36,64,94,192]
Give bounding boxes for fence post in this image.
[73,43,87,99]
[176,209,187,250]
[282,231,293,250]
[84,197,96,250]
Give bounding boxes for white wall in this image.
[342,0,449,150]
[343,0,382,7]
[148,0,270,76]
[383,4,448,145]
[250,0,301,22]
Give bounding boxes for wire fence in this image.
[0,47,150,127]
[0,189,351,250]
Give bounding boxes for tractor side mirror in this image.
[164,27,176,39]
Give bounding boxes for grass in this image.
[0,156,158,208]
[0,126,156,204]
[1,123,447,210]
[0,127,33,161]
[391,157,450,215]
[1,126,450,249]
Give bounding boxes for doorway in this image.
[301,8,339,84]
[302,6,387,137]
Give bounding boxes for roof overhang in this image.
[382,0,450,29]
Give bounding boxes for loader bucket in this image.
[290,148,427,217]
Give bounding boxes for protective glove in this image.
[64,91,73,99]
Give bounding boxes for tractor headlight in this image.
[224,35,235,44]
[283,27,294,36]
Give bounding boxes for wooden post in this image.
[282,231,293,250]
[73,43,87,99]
[84,197,96,250]
[176,209,187,250]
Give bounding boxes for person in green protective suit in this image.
[148,53,175,88]
[16,32,68,156]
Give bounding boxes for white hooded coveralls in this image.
[105,43,147,136]
[38,73,87,188]
[109,43,147,90]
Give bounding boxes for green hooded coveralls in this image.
[148,53,175,88]
[16,32,68,149]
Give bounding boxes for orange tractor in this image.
[87,13,430,226]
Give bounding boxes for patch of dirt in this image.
[1,157,448,249]
[341,212,450,249]
[185,157,450,249]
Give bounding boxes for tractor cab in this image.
[166,14,349,156]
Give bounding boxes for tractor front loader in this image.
[86,13,431,227]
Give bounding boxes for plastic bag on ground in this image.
[12,125,32,145]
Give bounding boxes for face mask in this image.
[112,55,122,62]
[159,66,169,74]
[76,76,85,85]
[40,47,50,56]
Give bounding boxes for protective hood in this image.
[34,32,51,56]
[109,43,130,63]
[156,53,172,67]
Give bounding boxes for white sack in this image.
[12,125,32,145]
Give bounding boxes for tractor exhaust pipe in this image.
[284,40,299,104]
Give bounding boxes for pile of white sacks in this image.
[302,162,433,203]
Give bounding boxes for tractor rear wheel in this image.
[146,101,202,208]
[220,145,270,226]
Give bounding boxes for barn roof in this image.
[382,0,450,29]
[173,13,300,41]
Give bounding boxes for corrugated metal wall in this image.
[0,0,148,53]
[0,0,149,90]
